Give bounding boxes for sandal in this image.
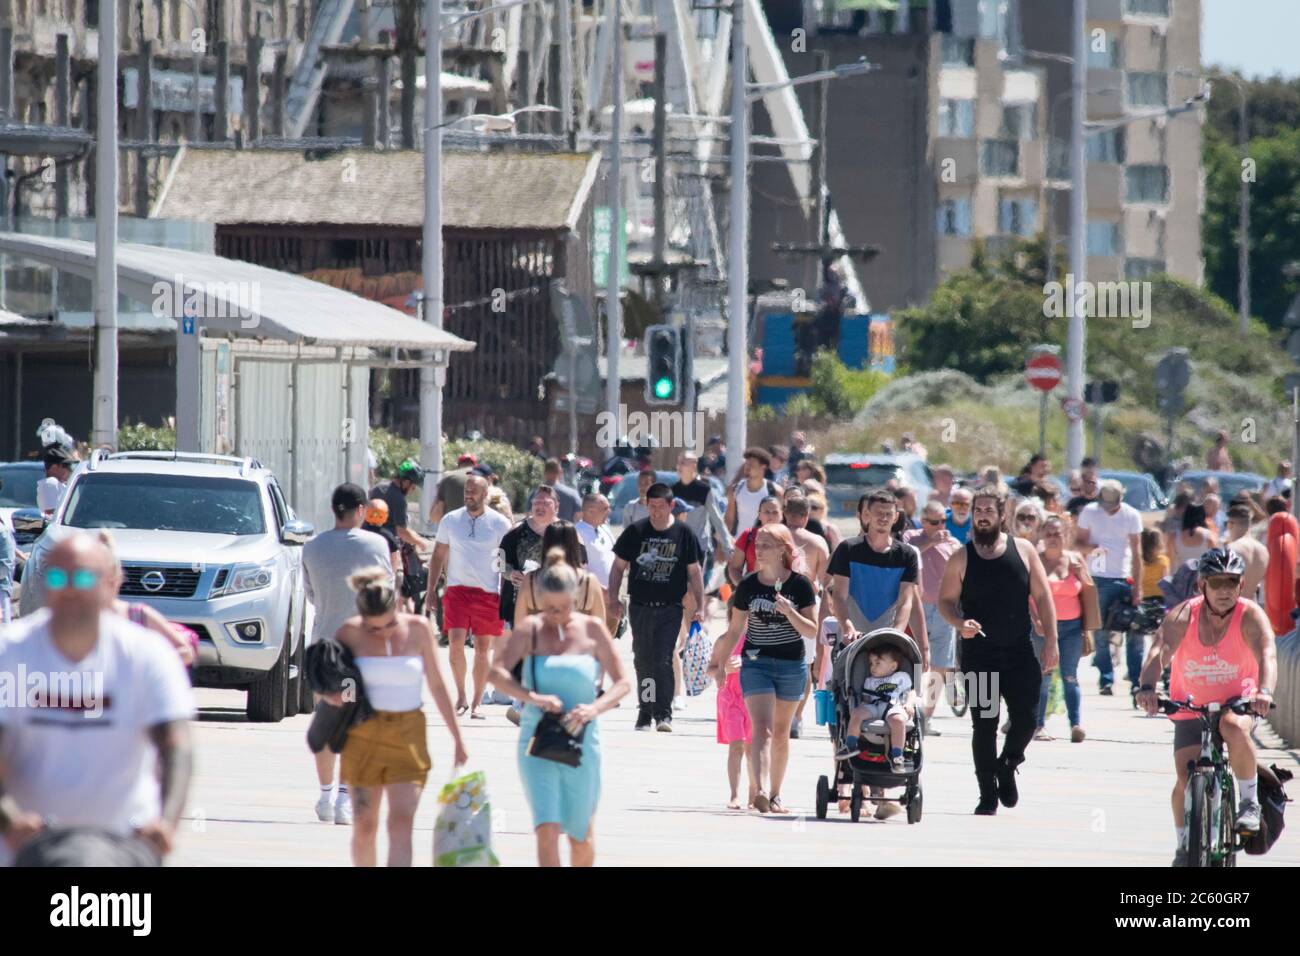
[768,795,788,815]
[455,702,469,717]
[752,792,771,814]
[1033,728,1053,741]
[470,710,486,720]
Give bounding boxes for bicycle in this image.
[1157,695,1274,868]
[946,636,968,717]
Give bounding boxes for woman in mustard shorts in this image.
[326,568,468,866]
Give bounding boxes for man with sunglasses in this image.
[426,474,511,719]
[0,533,194,866]
[1137,548,1277,864]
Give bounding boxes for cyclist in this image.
[1136,548,1278,866]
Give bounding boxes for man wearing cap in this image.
[429,453,478,527]
[302,483,396,825]
[37,445,76,516]
[369,460,431,552]
[1074,479,1144,696]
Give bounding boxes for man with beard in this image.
[938,485,1058,815]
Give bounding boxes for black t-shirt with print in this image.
[732,571,817,661]
[498,519,545,621]
[613,517,703,605]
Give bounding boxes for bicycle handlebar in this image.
[1156,695,1275,717]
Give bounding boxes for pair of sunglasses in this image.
[45,568,99,591]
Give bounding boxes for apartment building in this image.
[751,0,1203,313]
[1022,0,1203,284]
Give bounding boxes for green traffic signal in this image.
[654,377,674,399]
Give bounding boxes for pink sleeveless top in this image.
[1168,597,1258,721]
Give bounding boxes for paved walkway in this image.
[171,623,1300,867]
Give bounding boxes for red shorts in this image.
[442,585,504,637]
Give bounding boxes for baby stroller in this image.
[814,627,924,824]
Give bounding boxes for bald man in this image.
[0,533,195,866]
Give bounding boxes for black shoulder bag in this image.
[525,623,586,768]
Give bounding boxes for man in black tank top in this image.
[938,485,1059,815]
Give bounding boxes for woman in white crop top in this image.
[326,567,468,866]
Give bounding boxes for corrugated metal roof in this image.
[0,233,476,352]
[152,146,600,231]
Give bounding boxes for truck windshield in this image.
[62,473,266,535]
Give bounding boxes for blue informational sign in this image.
[182,315,195,335]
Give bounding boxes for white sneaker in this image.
[315,791,334,822]
[656,719,674,732]
[334,791,353,826]
[481,690,495,706]
[672,696,685,712]
[1236,800,1262,833]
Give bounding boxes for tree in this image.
[1204,71,1300,145]
[1202,126,1300,329]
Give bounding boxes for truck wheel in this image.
[247,637,289,723]
[285,625,305,718]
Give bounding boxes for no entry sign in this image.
[1025,353,1063,392]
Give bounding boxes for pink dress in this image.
[716,634,753,744]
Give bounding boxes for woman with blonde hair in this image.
[708,523,818,815]
[490,548,630,866]
[326,567,467,866]
[96,529,197,666]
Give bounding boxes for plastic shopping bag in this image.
[682,621,714,697]
[1045,669,1065,718]
[433,769,499,867]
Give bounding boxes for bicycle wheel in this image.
[1214,775,1238,868]
[1185,774,1214,868]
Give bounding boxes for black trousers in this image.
[628,603,684,723]
[964,644,1042,780]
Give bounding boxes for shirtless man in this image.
[783,495,829,738]
[1225,506,1268,603]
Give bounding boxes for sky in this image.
[1201,0,1300,79]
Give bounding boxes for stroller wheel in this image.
[907,785,923,825]
[850,785,863,823]
[947,674,968,717]
[815,775,830,820]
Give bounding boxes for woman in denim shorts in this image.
[708,524,819,815]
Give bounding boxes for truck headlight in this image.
[219,561,275,595]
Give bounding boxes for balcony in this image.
[1087,163,1123,212]
[1088,69,1124,119]
[1088,0,1124,22]
[932,139,979,185]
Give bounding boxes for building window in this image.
[981,139,1020,177]
[1126,164,1168,203]
[978,0,1007,41]
[1086,127,1126,164]
[941,35,975,67]
[84,0,96,27]
[937,198,973,237]
[1087,221,1122,256]
[1127,71,1167,108]
[1001,103,1036,141]
[938,98,975,137]
[1087,33,1122,69]
[1124,0,1169,17]
[999,196,1039,236]
[1125,257,1165,279]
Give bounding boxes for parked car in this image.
[20,451,314,723]
[0,460,42,532]
[822,453,935,518]
[1167,470,1269,503]
[1055,469,1168,529]
[606,470,724,526]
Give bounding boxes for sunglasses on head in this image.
[45,568,99,591]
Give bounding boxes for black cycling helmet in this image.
[1197,547,1246,579]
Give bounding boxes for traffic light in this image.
[645,324,681,405]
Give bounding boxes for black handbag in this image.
[525,626,585,768]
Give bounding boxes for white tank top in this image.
[355,656,424,711]
[734,480,772,532]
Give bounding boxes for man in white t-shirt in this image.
[0,533,194,867]
[1074,479,1144,696]
[725,447,781,534]
[575,492,619,634]
[426,474,511,718]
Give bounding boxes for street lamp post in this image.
[725,0,747,467]
[91,0,118,450]
[419,0,443,530]
[605,0,623,434]
[1218,73,1250,334]
[1065,1,1087,471]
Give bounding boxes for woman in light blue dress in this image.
[490,548,630,866]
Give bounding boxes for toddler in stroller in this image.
[835,645,916,770]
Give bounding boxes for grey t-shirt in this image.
[301,527,394,645]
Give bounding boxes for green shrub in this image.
[807,349,891,418]
[117,422,176,451]
[369,427,544,513]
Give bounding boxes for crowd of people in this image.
[0,429,1291,869]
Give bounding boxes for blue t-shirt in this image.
[945,511,972,544]
[828,535,919,628]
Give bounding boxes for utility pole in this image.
[91,0,118,450]
[651,32,667,312]
[1064,0,1087,470]
[420,0,444,530]
[604,0,624,432]
[55,34,70,218]
[726,0,748,468]
[558,0,573,139]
